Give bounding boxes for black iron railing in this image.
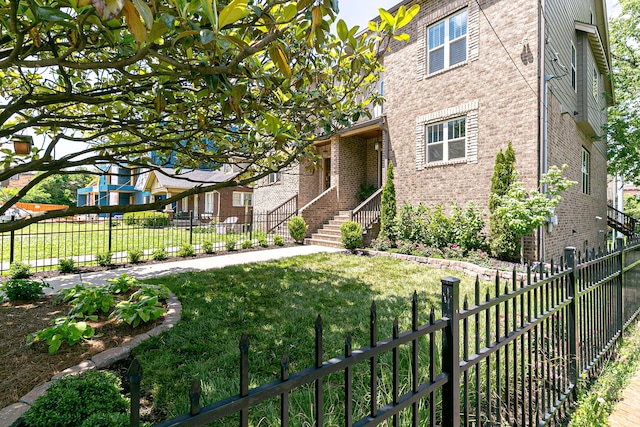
[608,204,637,236]
[0,210,293,273]
[351,188,382,231]
[266,195,298,234]
[126,238,640,427]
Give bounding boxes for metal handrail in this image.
[351,188,383,231]
[266,195,298,233]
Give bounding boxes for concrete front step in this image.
[311,233,341,242]
[306,238,344,248]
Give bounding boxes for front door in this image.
[324,158,331,190]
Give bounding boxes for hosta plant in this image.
[27,317,96,354]
[0,279,50,301]
[106,273,140,294]
[110,295,166,327]
[60,285,115,317]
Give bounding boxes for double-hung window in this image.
[204,192,215,213]
[233,192,253,207]
[268,172,281,184]
[427,9,468,74]
[426,117,466,163]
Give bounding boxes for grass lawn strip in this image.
[134,252,491,425]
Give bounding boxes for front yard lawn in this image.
[135,252,489,425]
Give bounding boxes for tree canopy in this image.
[0,0,419,231]
[607,0,640,183]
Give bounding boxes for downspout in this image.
[537,0,547,262]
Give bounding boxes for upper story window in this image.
[592,68,599,100]
[222,164,233,174]
[426,117,466,163]
[582,147,590,194]
[267,172,281,184]
[427,9,468,74]
[571,44,577,91]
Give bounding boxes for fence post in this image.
[442,277,460,427]
[9,216,15,265]
[564,247,579,395]
[617,237,625,332]
[108,212,113,254]
[189,210,194,245]
[240,333,249,427]
[127,358,142,427]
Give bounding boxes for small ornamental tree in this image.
[380,162,397,243]
[489,143,520,261]
[492,165,576,263]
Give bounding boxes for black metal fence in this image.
[125,238,640,426]
[0,209,297,273]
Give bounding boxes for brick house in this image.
[254,0,615,261]
[141,167,253,224]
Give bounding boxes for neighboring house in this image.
[77,165,149,211]
[254,0,615,261]
[140,167,253,223]
[1,171,37,189]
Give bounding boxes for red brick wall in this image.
[299,187,338,237]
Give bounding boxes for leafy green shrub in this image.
[8,261,31,279]
[241,239,253,249]
[426,205,453,249]
[371,237,392,251]
[393,203,429,244]
[288,215,308,243]
[110,220,122,227]
[128,248,144,263]
[396,240,416,255]
[193,226,209,234]
[177,243,195,257]
[95,252,112,267]
[273,235,285,246]
[27,317,95,354]
[225,239,237,251]
[80,412,130,427]
[202,240,215,254]
[131,284,171,301]
[110,295,166,327]
[450,202,486,252]
[413,244,444,258]
[123,211,170,227]
[60,284,115,317]
[258,237,268,248]
[380,162,397,242]
[106,273,139,294]
[0,279,50,301]
[340,220,363,251]
[58,258,75,274]
[152,248,168,261]
[22,370,127,427]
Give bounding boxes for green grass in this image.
[134,253,491,425]
[569,320,640,426]
[0,222,267,265]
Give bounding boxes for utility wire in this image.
[474,0,538,96]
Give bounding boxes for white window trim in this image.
[417,2,479,81]
[592,68,599,100]
[232,192,253,207]
[267,172,281,185]
[416,101,479,170]
[426,9,468,75]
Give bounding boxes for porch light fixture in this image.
[374,142,381,151]
[11,135,32,154]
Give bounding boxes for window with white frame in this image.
[571,44,577,91]
[592,68,599,100]
[426,117,466,163]
[427,9,468,74]
[222,164,233,174]
[204,192,215,213]
[582,148,590,194]
[267,172,281,184]
[232,192,253,207]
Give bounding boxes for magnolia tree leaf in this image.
[123,0,147,44]
[92,0,124,21]
[218,0,248,29]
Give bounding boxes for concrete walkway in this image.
[43,245,343,294]
[609,369,640,426]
